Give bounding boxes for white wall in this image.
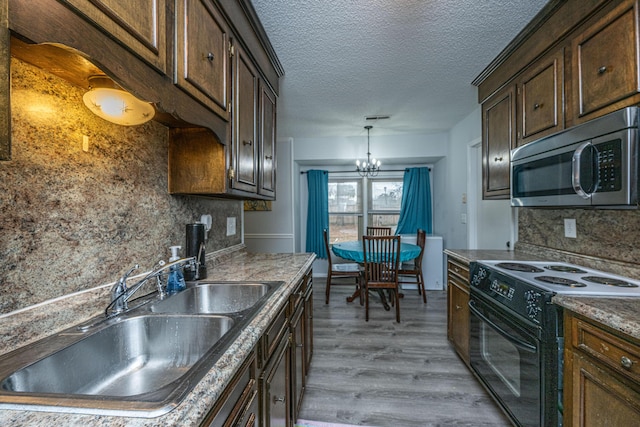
[437,107,481,250]
[244,138,296,253]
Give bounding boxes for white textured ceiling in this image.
[251,0,549,140]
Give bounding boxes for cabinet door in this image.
[259,81,277,198]
[572,0,640,119]
[290,303,305,420]
[231,42,259,194]
[175,0,230,120]
[447,279,470,366]
[482,85,515,199]
[304,283,314,373]
[61,0,166,73]
[518,48,564,146]
[567,352,640,427]
[261,334,291,427]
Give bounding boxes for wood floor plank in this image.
[298,285,511,426]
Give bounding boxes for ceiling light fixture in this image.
[356,125,381,177]
[82,75,155,126]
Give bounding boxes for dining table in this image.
[331,240,421,307]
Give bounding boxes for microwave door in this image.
[511,142,591,207]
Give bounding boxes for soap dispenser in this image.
[166,245,186,295]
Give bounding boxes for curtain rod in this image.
[300,168,430,175]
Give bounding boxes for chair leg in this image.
[325,274,331,304]
[365,284,370,321]
[395,288,401,323]
[418,272,426,303]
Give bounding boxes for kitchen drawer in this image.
[571,316,640,383]
[447,259,470,283]
[260,305,288,367]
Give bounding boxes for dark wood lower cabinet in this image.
[201,351,258,427]
[564,311,640,426]
[203,268,312,427]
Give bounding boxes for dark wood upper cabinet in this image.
[175,0,231,121]
[517,47,565,146]
[259,81,277,198]
[572,0,640,120]
[482,85,515,199]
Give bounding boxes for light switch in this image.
[227,217,236,236]
[564,218,577,238]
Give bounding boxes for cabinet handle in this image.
[207,52,215,61]
[265,155,273,160]
[243,140,253,146]
[455,304,462,310]
[273,396,285,404]
[621,356,633,370]
[533,103,541,110]
[598,66,607,75]
[297,343,303,348]
[494,156,503,162]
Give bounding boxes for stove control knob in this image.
[524,290,542,320]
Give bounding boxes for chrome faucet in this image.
[106,257,197,317]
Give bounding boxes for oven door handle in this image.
[469,300,538,353]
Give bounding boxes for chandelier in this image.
[356,125,381,177]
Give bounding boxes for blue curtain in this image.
[305,170,329,258]
[396,167,432,235]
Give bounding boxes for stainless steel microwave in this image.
[511,106,639,208]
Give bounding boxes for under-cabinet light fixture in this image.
[82,75,154,126]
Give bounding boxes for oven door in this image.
[469,295,542,427]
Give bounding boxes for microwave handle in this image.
[572,141,594,199]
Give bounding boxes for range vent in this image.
[365,115,390,121]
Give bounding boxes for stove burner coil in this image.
[582,276,639,288]
[496,262,545,273]
[535,276,587,287]
[544,265,587,274]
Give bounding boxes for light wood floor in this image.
[298,283,512,427]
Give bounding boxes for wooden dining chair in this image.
[398,228,427,303]
[361,235,401,322]
[366,226,391,236]
[323,229,362,304]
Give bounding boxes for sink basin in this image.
[0,280,283,417]
[0,314,234,416]
[2,315,233,396]
[149,282,273,314]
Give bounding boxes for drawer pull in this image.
[207,52,215,61]
[455,304,462,310]
[243,140,253,146]
[494,156,503,162]
[598,66,607,75]
[533,103,541,110]
[621,356,633,370]
[273,395,285,404]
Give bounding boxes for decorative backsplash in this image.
[0,59,242,314]
[517,207,640,277]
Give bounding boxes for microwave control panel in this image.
[595,139,622,192]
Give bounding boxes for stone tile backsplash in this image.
[0,59,242,314]
[517,207,640,277]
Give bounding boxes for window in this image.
[327,177,404,243]
[328,179,362,243]
[368,178,403,234]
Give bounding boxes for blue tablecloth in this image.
[332,240,421,263]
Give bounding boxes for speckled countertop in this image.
[553,296,640,341]
[0,248,316,426]
[443,249,545,264]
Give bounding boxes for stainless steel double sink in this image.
[0,281,282,417]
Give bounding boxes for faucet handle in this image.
[119,264,139,288]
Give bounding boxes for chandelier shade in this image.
[356,125,381,177]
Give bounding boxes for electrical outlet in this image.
[226,217,236,236]
[564,218,577,238]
